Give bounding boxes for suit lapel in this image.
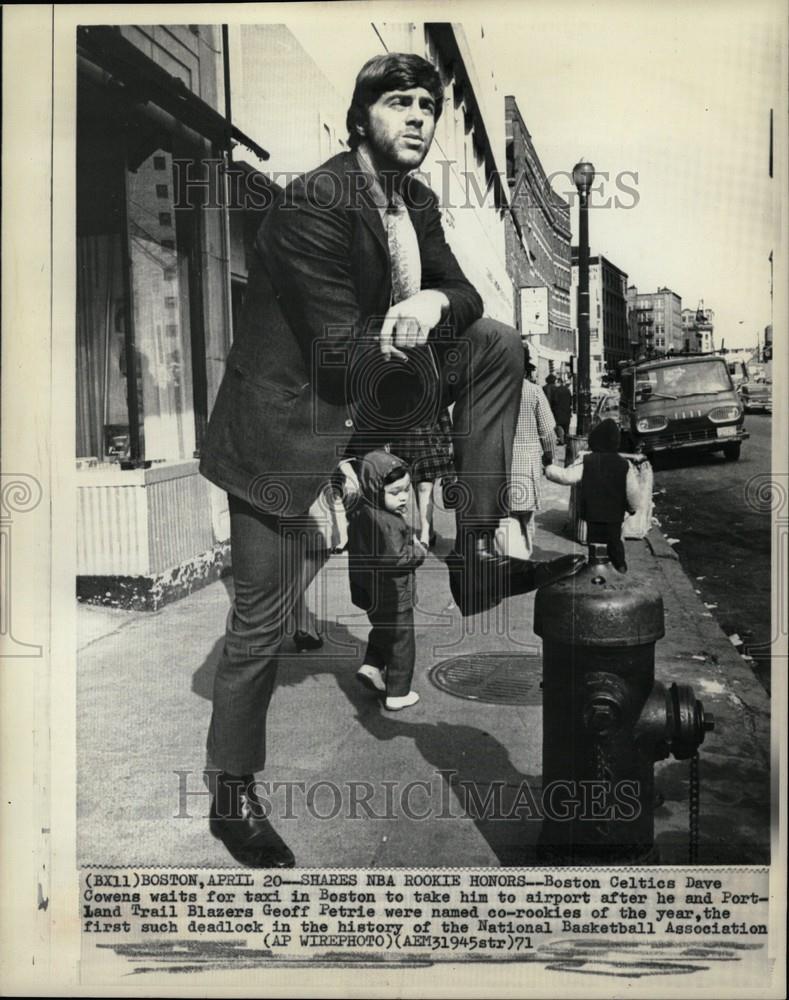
[339,152,389,256]
[358,195,389,255]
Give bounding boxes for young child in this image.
[544,418,640,572]
[347,450,427,711]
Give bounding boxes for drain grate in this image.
[429,653,542,705]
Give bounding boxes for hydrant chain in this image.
[689,753,700,863]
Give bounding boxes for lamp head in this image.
[572,160,596,193]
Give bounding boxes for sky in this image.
[479,0,784,350]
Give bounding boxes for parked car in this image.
[597,355,748,461]
[738,364,772,413]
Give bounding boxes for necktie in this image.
[383,191,441,428]
[385,193,421,304]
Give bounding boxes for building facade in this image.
[624,285,684,356]
[76,22,522,608]
[504,96,573,383]
[626,284,646,355]
[681,305,715,353]
[650,287,683,352]
[571,251,630,379]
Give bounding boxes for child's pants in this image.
[363,608,415,698]
[587,520,626,571]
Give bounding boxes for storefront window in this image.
[126,147,196,462]
[76,77,127,462]
[76,72,206,465]
[76,232,128,460]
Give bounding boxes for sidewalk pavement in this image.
[77,472,771,868]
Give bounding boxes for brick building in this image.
[504,96,573,382]
[571,251,630,378]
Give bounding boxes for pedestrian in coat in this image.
[497,351,556,559]
[552,378,573,445]
[542,372,557,408]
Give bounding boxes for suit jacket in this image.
[200,151,483,517]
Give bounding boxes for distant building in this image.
[625,286,683,355]
[504,95,573,383]
[650,287,683,352]
[681,305,715,353]
[627,285,654,357]
[571,251,630,379]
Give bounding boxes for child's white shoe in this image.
[356,664,386,693]
[384,691,420,711]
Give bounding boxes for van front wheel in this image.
[723,442,741,461]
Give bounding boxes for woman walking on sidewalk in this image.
[496,349,556,559]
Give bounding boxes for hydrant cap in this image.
[534,555,665,646]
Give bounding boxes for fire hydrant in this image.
[534,543,714,864]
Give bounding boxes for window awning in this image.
[77,25,269,161]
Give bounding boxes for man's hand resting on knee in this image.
[379,290,449,361]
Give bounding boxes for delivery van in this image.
[615,354,748,461]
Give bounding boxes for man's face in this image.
[362,86,437,173]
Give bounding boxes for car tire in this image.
[723,442,741,461]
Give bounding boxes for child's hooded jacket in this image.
[580,418,629,523]
[347,450,426,613]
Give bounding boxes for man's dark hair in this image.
[346,53,444,150]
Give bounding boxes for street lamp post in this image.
[565,161,595,542]
[572,160,595,435]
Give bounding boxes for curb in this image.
[645,525,680,560]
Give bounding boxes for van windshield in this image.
[634,360,732,402]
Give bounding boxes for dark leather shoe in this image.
[448,539,584,616]
[293,629,323,652]
[210,773,295,868]
[530,553,586,590]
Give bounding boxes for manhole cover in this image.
[429,653,542,705]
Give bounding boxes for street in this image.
[651,411,773,692]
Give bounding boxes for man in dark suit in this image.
[200,53,581,867]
